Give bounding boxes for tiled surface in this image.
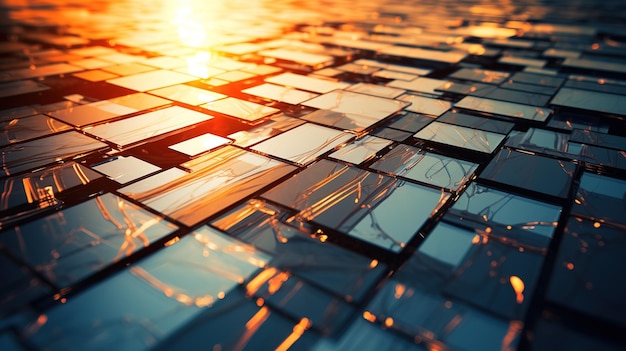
[1,0,626,350]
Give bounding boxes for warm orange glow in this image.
[384,317,394,328]
[362,310,377,323]
[319,234,328,243]
[268,272,289,294]
[509,276,525,304]
[593,222,601,228]
[566,262,574,270]
[369,259,379,269]
[472,234,481,245]
[275,318,311,351]
[394,283,406,299]
[245,267,278,296]
[164,236,180,246]
[245,306,270,330]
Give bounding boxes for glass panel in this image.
[0,253,52,316]
[480,149,576,199]
[265,72,350,94]
[242,83,318,105]
[551,87,626,116]
[454,96,552,121]
[346,82,405,98]
[477,87,551,106]
[437,111,514,134]
[47,100,137,127]
[329,136,393,165]
[168,132,231,157]
[106,69,196,92]
[0,79,50,98]
[91,155,161,184]
[450,182,561,237]
[251,123,353,165]
[388,77,450,96]
[0,193,178,286]
[547,218,626,328]
[385,112,433,133]
[259,48,334,67]
[353,59,431,76]
[572,172,626,226]
[0,162,103,225]
[262,159,448,252]
[509,72,564,87]
[73,69,119,82]
[119,146,296,226]
[0,131,108,177]
[102,62,155,76]
[371,144,478,191]
[0,63,82,82]
[149,84,226,106]
[378,46,466,65]
[212,199,386,302]
[414,121,505,153]
[302,90,408,122]
[449,68,510,84]
[397,94,451,116]
[201,97,279,123]
[85,106,213,148]
[228,114,304,147]
[0,114,72,146]
[107,92,171,111]
[435,81,493,95]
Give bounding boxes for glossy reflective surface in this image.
[1,0,626,350]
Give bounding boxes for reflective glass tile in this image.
[0,162,103,226]
[572,172,626,226]
[86,106,213,148]
[563,57,626,75]
[302,90,408,122]
[251,123,354,165]
[213,70,256,82]
[499,56,546,67]
[509,72,564,87]
[385,112,434,132]
[479,88,551,106]
[435,81,493,95]
[228,114,304,147]
[450,182,562,237]
[550,87,626,116]
[329,136,393,165]
[372,70,418,81]
[100,52,145,64]
[414,121,506,153]
[0,193,178,286]
[378,46,466,65]
[570,129,626,151]
[0,79,50,98]
[448,68,510,84]
[397,94,451,116]
[106,69,196,92]
[371,144,478,191]
[0,253,52,316]
[0,114,72,146]
[149,84,226,106]
[102,62,155,76]
[353,59,432,76]
[576,144,626,170]
[0,131,108,177]
[366,254,521,350]
[259,48,334,66]
[242,83,319,105]
[499,80,559,95]
[140,56,186,69]
[120,146,296,226]
[480,149,576,198]
[504,128,571,156]
[437,111,515,134]
[21,247,262,351]
[455,96,552,121]
[72,69,119,82]
[168,132,231,157]
[265,72,351,94]
[0,63,82,82]
[47,100,137,127]
[91,155,161,184]
[438,223,546,320]
[71,58,114,69]
[107,92,171,111]
[388,77,450,96]
[346,82,406,98]
[202,97,279,122]
[213,199,387,302]
[546,218,626,328]
[244,266,356,334]
[372,127,413,141]
[263,159,448,252]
